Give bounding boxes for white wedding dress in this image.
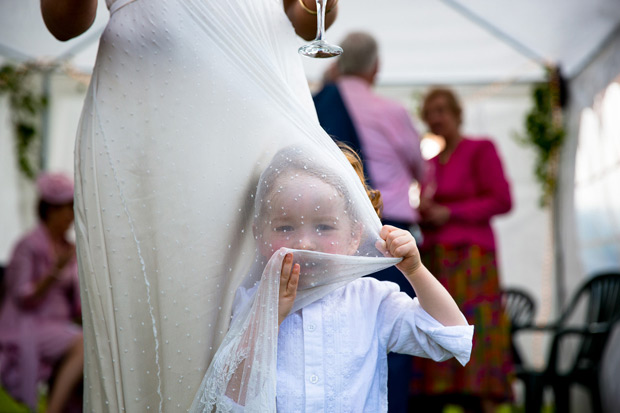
[74,1,469,411]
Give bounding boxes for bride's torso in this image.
[90,0,314,125]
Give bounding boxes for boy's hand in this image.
[379,225,422,277]
[278,253,300,326]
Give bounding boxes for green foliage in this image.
[516,68,565,206]
[0,383,48,412]
[0,64,47,179]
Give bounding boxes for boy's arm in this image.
[380,225,467,327]
[403,265,467,327]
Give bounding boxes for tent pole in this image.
[56,28,105,63]
[0,42,33,62]
[40,70,52,171]
[569,23,620,80]
[438,0,548,67]
[552,188,565,310]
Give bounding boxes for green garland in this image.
[0,63,47,179]
[516,66,565,206]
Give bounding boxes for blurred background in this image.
[1,0,619,411]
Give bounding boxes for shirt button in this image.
[309,374,319,384]
[307,323,316,332]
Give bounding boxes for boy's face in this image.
[256,174,361,258]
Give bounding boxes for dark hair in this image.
[421,87,463,125]
[38,200,73,222]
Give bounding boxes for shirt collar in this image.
[338,75,372,92]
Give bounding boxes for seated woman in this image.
[0,173,83,413]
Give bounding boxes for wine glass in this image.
[298,0,343,58]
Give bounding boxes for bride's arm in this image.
[283,0,339,41]
[41,0,98,41]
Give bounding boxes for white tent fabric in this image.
[558,30,620,412]
[573,87,620,412]
[0,0,108,71]
[1,0,620,411]
[2,0,620,82]
[574,84,620,276]
[301,0,620,85]
[565,30,620,284]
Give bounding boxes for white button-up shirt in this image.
[275,277,473,413]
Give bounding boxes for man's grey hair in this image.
[337,32,379,77]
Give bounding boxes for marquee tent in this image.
[1,0,619,410]
[3,0,619,83]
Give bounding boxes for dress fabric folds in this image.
[74,0,396,411]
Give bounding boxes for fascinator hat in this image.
[36,172,74,205]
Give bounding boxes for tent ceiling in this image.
[1,0,619,85]
[302,0,620,85]
[0,0,108,71]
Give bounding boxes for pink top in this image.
[338,76,425,224]
[420,138,512,251]
[0,224,81,409]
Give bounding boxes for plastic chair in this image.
[502,288,537,366]
[514,272,620,413]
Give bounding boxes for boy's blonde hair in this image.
[336,141,383,219]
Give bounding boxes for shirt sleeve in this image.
[380,292,474,366]
[5,241,39,308]
[446,140,512,223]
[394,106,425,182]
[231,283,258,323]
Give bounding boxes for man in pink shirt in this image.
[337,33,425,226]
[313,32,425,413]
[314,32,425,290]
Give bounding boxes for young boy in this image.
[191,146,473,412]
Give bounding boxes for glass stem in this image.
[315,0,326,41]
